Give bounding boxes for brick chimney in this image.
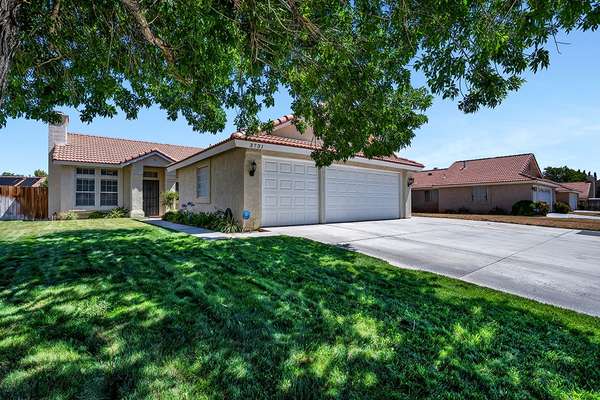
[48,113,69,153]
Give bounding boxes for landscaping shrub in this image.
[161,191,179,211]
[512,200,550,216]
[536,201,550,216]
[554,201,571,214]
[88,211,106,219]
[457,207,470,214]
[162,209,242,233]
[86,208,129,219]
[105,207,129,218]
[59,211,78,220]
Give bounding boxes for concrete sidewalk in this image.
[143,218,276,240]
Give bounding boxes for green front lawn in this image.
[0,219,598,399]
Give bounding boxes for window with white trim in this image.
[75,168,96,206]
[472,186,488,202]
[100,179,118,206]
[196,166,209,198]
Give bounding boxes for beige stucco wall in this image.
[48,163,125,217]
[412,189,439,213]
[48,154,174,218]
[434,183,534,213]
[177,148,246,222]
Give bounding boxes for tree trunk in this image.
[0,0,21,106]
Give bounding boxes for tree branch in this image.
[121,0,175,65]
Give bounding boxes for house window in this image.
[101,169,118,176]
[196,166,209,198]
[75,176,95,206]
[76,167,95,176]
[425,190,432,202]
[100,179,118,206]
[472,186,488,202]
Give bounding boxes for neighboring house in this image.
[412,153,577,214]
[167,114,423,229]
[48,114,201,218]
[0,176,46,187]
[557,181,592,210]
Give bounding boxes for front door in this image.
[143,180,160,217]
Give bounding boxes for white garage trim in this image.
[261,156,319,227]
[324,164,401,223]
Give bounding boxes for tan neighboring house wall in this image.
[413,183,539,213]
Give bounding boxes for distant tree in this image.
[543,166,588,183]
[33,169,47,177]
[1,171,17,176]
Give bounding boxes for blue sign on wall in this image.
[242,210,251,220]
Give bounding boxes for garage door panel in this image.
[326,166,400,223]
[262,157,319,227]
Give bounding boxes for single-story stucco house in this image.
[411,153,577,214]
[167,115,423,229]
[556,181,592,210]
[48,114,423,227]
[48,114,201,218]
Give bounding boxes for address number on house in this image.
[249,143,264,149]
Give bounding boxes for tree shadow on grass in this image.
[0,224,599,399]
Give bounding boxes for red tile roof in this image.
[557,182,592,199]
[229,131,423,168]
[172,113,421,168]
[413,154,553,189]
[52,133,202,165]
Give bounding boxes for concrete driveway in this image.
[268,217,600,316]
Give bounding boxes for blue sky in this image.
[1,30,599,176]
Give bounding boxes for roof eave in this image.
[167,137,423,172]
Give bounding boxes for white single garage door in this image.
[569,193,578,210]
[533,186,553,205]
[262,157,319,227]
[325,165,400,223]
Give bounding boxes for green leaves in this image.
[1,1,599,164]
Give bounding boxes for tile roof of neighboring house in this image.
[52,133,202,165]
[173,114,423,168]
[557,181,592,199]
[413,153,557,189]
[0,176,46,187]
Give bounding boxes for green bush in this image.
[512,200,550,216]
[88,211,106,219]
[554,201,571,214]
[105,207,129,218]
[161,191,179,211]
[162,209,242,233]
[535,201,550,216]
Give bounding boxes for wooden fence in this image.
[0,185,48,220]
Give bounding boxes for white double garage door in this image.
[262,157,401,227]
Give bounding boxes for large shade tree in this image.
[0,0,598,165]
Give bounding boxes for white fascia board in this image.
[166,140,235,172]
[120,151,174,167]
[53,160,121,168]
[235,140,422,171]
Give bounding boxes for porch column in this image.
[130,161,145,218]
[400,171,412,219]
